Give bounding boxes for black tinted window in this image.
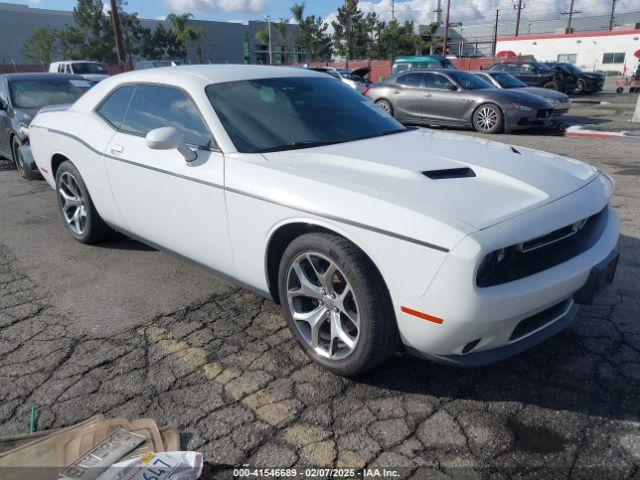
[98,85,135,129]
[397,73,424,87]
[206,77,406,154]
[121,85,213,148]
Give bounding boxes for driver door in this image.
[422,73,469,124]
[391,73,426,122]
[100,84,234,274]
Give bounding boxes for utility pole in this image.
[442,0,451,57]
[609,0,617,30]
[265,15,273,65]
[391,0,395,20]
[514,0,523,37]
[109,0,125,68]
[492,9,499,57]
[563,0,581,34]
[433,0,442,24]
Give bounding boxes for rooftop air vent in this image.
[422,167,476,180]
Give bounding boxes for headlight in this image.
[477,247,513,282]
[511,102,533,111]
[20,125,30,142]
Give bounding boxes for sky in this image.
[4,0,639,26]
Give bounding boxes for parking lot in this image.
[1,91,639,478]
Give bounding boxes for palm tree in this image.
[275,19,288,64]
[166,13,204,62]
[290,2,306,63]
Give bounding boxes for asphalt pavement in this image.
[1,98,639,479]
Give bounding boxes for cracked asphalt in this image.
[1,100,640,478]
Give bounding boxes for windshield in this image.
[447,71,493,90]
[9,78,92,109]
[72,62,107,75]
[491,72,527,88]
[206,77,406,153]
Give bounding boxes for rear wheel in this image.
[55,161,112,244]
[278,232,399,376]
[472,103,503,134]
[375,99,394,116]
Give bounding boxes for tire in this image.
[11,137,39,180]
[472,103,504,134]
[543,81,559,91]
[55,161,112,244]
[616,87,624,94]
[375,99,394,117]
[573,79,586,95]
[277,232,399,376]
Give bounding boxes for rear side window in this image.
[120,85,213,148]
[397,73,424,88]
[97,85,135,130]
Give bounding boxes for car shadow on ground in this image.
[355,232,639,424]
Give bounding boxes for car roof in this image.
[109,64,327,86]
[395,56,445,63]
[1,72,88,82]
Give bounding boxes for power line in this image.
[563,0,581,33]
[609,0,617,30]
[512,0,526,36]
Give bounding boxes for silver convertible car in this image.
[365,70,555,134]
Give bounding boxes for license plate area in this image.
[574,250,619,305]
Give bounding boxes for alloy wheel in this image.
[58,172,87,236]
[377,101,391,113]
[476,107,498,131]
[286,252,360,361]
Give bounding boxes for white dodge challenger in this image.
[29,65,620,376]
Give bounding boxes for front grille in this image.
[537,109,553,119]
[510,299,572,341]
[477,207,608,287]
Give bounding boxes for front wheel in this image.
[278,233,399,376]
[543,81,560,90]
[473,103,504,134]
[573,79,586,94]
[55,161,112,244]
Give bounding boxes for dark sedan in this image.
[474,71,571,115]
[544,62,605,94]
[488,62,570,92]
[365,70,555,134]
[0,73,93,179]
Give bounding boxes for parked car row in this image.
[365,69,566,134]
[20,65,620,376]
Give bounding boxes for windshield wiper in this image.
[256,140,347,153]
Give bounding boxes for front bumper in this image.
[17,143,39,174]
[506,108,554,130]
[392,176,620,366]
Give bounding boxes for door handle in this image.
[110,144,123,155]
[392,90,401,94]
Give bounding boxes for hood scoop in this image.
[422,167,476,180]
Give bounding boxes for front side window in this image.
[206,77,406,154]
[9,78,92,109]
[120,85,213,148]
[423,73,454,90]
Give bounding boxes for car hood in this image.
[263,128,598,230]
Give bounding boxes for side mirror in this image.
[146,127,196,162]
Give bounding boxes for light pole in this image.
[265,15,273,65]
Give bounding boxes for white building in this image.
[496,29,640,74]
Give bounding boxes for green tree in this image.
[167,13,204,62]
[379,20,420,60]
[108,1,149,65]
[275,19,289,64]
[21,27,62,65]
[421,21,442,55]
[66,0,116,62]
[141,24,185,60]
[331,0,373,64]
